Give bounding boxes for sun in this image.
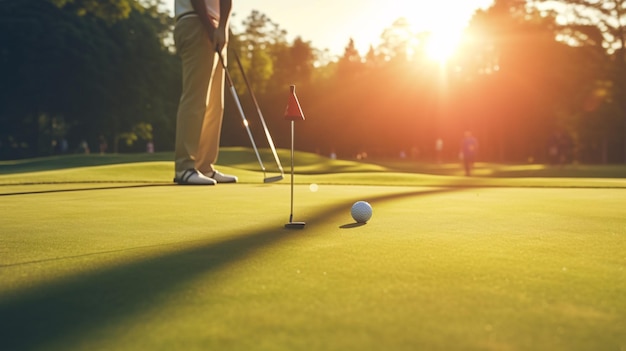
[399,1,486,64]
[425,29,463,63]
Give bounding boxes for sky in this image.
[161,0,495,57]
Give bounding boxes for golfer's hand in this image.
[213,27,227,52]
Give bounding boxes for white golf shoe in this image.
[174,169,217,185]
[206,170,238,183]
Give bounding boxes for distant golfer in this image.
[173,0,237,185]
[461,131,478,176]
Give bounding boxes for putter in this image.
[231,49,284,183]
[216,49,269,182]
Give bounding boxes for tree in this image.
[453,0,599,162]
[336,38,363,80]
[378,17,415,62]
[0,0,179,158]
[531,0,626,162]
[0,0,104,157]
[232,10,284,94]
[49,0,134,23]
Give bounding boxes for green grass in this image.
[2,147,626,188]
[1,149,625,350]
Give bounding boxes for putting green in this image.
[1,151,625,350]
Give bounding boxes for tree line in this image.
[1,0,625,164]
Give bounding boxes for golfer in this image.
[173,0,237,185]
[461,131,478,176]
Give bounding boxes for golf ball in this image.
[351,201,372,223]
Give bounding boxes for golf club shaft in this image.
[216,50,266,175]
[232,50,284,175]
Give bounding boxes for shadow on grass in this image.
[0,183,173,196]
[340,222,367,229]
[0,186,468,350]
[0,153,173,174]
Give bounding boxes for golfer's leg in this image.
[174,18,212,173]
[196,49,225,174]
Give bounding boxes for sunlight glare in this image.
[425,30,463,63]
[400,1,491,63]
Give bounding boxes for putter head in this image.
[285,221,306,229]
[264,175,284,183]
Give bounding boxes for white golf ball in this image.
[351,201,372,223]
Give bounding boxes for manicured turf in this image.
[1,148,625,350]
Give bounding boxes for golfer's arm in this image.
[219,0,232,28]
[215,0,232,50]
[190,0,216,35]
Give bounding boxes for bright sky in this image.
[162,0,495,58]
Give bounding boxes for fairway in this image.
[1,150,625,351]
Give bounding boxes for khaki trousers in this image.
[174,16,226,174]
